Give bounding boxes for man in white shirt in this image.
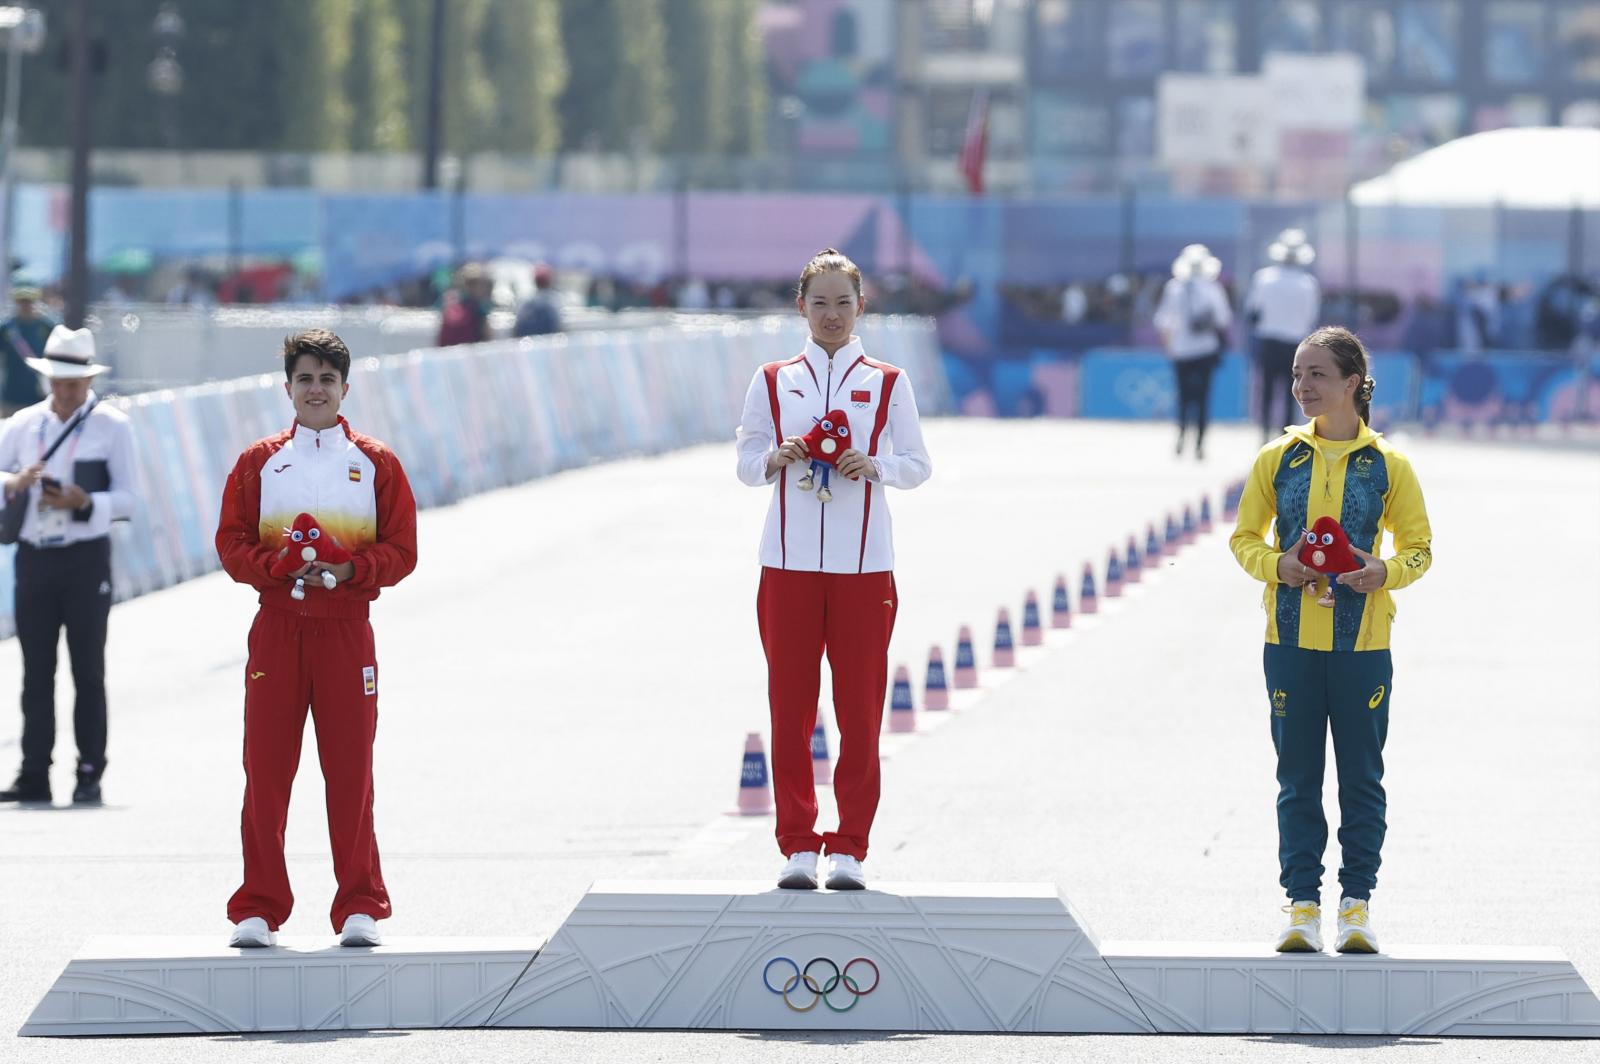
[1154,244,1232,460]
[1245,230,1321,440]
[0,327,139,805]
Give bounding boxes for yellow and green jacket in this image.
[1230,421,1432,652]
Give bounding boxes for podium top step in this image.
[584,880,1062,898]
[71,936,545,961]
[1103,940,1574,964]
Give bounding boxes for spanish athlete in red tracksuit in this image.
[736,335,932,866]
[216,416,417,933]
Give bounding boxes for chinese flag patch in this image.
[851,390,871,403]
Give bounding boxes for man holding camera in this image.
[0,326,139,805]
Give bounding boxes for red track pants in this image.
[757,566,898,861]
[227,607,390,932]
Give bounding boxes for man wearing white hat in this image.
[1245,229,1322,441]
[0,325,140,805]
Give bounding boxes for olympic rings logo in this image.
[762,956,880,1013]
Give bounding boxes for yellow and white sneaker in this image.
[1335,897,1379,954]
[1274,900,1323,952]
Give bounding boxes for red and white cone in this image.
[953,626,979,688]
[811,709,832,786]
[992,608,1015,667]
[1051,575,1072,628]
[888,665,916,733]
[924,645,950,710]
[1021,590,1044,646]
[736,732,773,816]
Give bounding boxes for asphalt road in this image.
[2,419,1597,1063]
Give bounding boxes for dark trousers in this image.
[1264,642,1393,905]
[14,537,113,779]
[1255,337,1298,436]
[1173,353,1220,443]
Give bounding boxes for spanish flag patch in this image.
[348,463,362,482]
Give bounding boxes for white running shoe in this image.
[1335,897,1379,954]
[815,484,833,503]
[228,916,275,948]
[1274,900,1323,952]
[797,472,815,492]
[778,851,819,890]
[339,913,382,947]
[825,854,866,891]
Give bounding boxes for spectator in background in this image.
[0,327,141,806]
[513,264,564,338]
[1245,230,1322,442]
[0,286,52,417]
[437,263,492,346]
[1155,244,1231,461]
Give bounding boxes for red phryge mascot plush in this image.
[268,512,352,601]
[795,408,853,503]
[1297,515,1361,608]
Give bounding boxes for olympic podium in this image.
[22,882,1600,1037]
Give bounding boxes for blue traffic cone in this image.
[1079,562,1099,614]
[993,608,1015,667]
[1124,534,1143,584]
[1021,590,1044,646]
[1105,547,1124,598]
[1182,505,1197,545]
[888,665,915,732]
[954,626,979,688]
[1163,513,1180,557]
[1146,523,1162,562]
[1200,495,1214,533]
[1223,480,1243,521]
[1050,575,1072,629]
[736,732,773,816]
[811,709,832,785]
[924,645,950,710]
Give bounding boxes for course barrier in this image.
[0,315,946,639]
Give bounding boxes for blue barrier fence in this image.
[946,347,1599,427]
[0,315,947,638]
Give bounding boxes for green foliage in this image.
[10,0,763,159]
[558,0,672,152]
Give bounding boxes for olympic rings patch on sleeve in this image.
[762,956,880,1012]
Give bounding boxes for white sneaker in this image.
[339,913,382,947]
[1335,897,1379,954]
[815,484,833,503]
[796,472,814,492]
[228,916,275,948]
[1274,900,1323,952]
[778,851,819,890]
[825,854,866,891]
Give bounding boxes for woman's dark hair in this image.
[797,247,863,301]
[1301,325,1376,424]
[282,328,351,382]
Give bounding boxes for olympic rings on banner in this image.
[762,956,880,1013]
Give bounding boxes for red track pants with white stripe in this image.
[227,607,390,932]
[758,566,898,861]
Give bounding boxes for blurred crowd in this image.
[1002,269,1600,355]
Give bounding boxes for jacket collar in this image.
[1284,419,1380,452]
[291,416,351,443]
[802,335,863,376]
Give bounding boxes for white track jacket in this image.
[736,337,931,573]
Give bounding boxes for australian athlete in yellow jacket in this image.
[1230,421,1432,652]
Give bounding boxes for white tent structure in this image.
[1348,127,1600,210]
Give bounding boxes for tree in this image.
[346,0,411,150]
[558,0,672,152]
[481,0,566,155]
[277,0,356,151]
[663,0,731,156]
[725,0,768,155]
